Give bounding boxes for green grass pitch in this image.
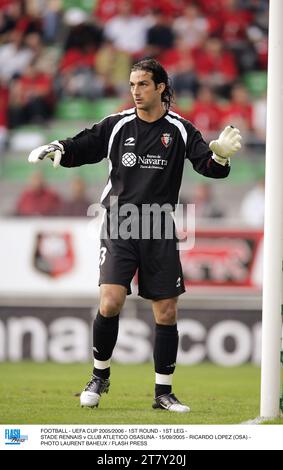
[0,362,282,425]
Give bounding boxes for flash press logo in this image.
[5,429,28,446]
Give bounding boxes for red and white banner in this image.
[0,219,263,298]
[180,229,263,290]
[0,218,101,297]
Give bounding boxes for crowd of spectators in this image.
[14,170,265,226]
[0,0,268,225]
[0,0,268,149]
[15,171,91,216]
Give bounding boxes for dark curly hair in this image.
[131,58,174,110]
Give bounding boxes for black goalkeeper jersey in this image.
[59,108,230,209]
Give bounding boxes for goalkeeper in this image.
[28,58,241,413]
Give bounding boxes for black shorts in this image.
[98,211,185,300]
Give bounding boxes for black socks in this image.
[92,310,119,380]
[154,323,179,398]
[91,312,178,397]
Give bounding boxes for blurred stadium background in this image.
[0,0,278,423]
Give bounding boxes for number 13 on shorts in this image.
[99,247,107,266]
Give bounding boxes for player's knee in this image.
[155,300,177,325]
[100,296,123,317]
[159,309,177,325]
[154,298,177,325]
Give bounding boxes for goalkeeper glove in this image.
[209,126,242,166]
[28,140,64,169]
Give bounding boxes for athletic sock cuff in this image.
[155,323,177,333]
[96,310,119,326]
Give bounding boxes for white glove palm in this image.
[209,126,242,166]
[28,140,64,168]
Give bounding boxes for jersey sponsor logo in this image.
[121,152,168,169]
[138,154,168,169]
[161,133,172,148]
[124,137,135,146]
[121,152,137,167]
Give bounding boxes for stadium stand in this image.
[0,0,268,224]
